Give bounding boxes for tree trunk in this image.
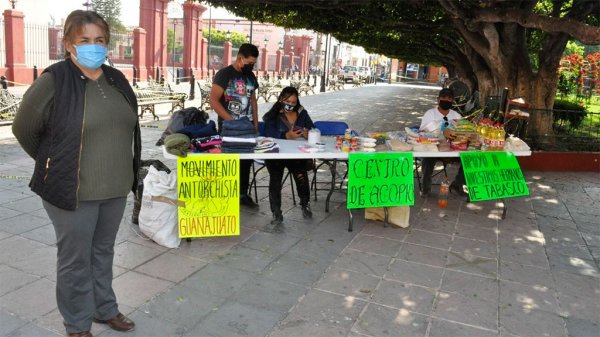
[450,14,570,146]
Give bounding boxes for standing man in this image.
[419,88,467,197]
[210,43,260,208]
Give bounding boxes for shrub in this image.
[553,99,587,128]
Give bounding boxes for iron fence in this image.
[22,24,134,70]
[108,31,134,65]
[24,22,61,69]
[525,109,600,151]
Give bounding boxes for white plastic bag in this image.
[138,166,181,248]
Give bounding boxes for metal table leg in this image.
[347,209,353,231]
[383,207,389,227]
[325,160,337,212]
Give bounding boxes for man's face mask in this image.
[242,62,255,74]
[438,99,453,110]
[72,44,107,70]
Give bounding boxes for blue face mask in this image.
[73,44,107,69]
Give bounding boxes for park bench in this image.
[258,80,284,102]
[0,89,21,125]
[290,79,316,97]
[196,80,213,111]
[134,82,188,120]
[352,76,366,87]
[328,78,345,91]
[295,81,315,96]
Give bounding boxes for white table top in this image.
[163,137,532,160]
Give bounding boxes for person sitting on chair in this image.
[263,86,315,225]
[419,88,468,197]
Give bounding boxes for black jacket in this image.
[30,59,140,210]
[263,107,314,139]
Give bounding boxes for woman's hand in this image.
[286,127,304,139]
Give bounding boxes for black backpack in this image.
[156,107,209,146]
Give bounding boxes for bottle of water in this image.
[438,177,449,208]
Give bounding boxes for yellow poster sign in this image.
[177,155,240,238]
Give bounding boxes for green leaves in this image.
[203,0,454,66]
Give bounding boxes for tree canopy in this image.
[200,0,599,139]
[93,0,126,33]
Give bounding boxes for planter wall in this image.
[518,151,600,172]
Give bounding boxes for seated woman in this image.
[263,86,314,225]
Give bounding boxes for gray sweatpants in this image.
[43,197,126,334]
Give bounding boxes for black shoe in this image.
[240,194,259,208]
[270,211,283,225]
[420,187,431,197]
[449,182,468,198]
[301,204,312,219]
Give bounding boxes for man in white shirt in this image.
[419,88,467,197]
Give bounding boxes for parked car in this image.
[358,66,371,78]
[358,66,372,82]
[341,65,358,82]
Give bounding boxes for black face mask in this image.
[439,100,453,110]
[242,63,255,74]
[282,103,295,112]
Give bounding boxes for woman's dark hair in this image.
[63,10,110,59]
[263,86,301,121]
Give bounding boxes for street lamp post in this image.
[249,21,253,44]
[262,37,269,76]
[172,19,177,83]
[320,33,330,92]
[207,6,212,70]
[282,28,289,70]
[277,41,283,76]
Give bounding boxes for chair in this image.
[249,121,296,205]
[414,158,448,192]
[310,121,351,205]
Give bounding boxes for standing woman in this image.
[12,10,139,337]
[263,86,314,225]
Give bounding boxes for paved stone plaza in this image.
[1,83,599,337]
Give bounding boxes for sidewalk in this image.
[1,84,599,337]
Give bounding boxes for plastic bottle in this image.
[480,120,488,148]
[308,128,321,144]
[485,122,494,150]
[438,177,449,208]
[489,123,499,151]
[497,124,506,150]
[476,120,483,141]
